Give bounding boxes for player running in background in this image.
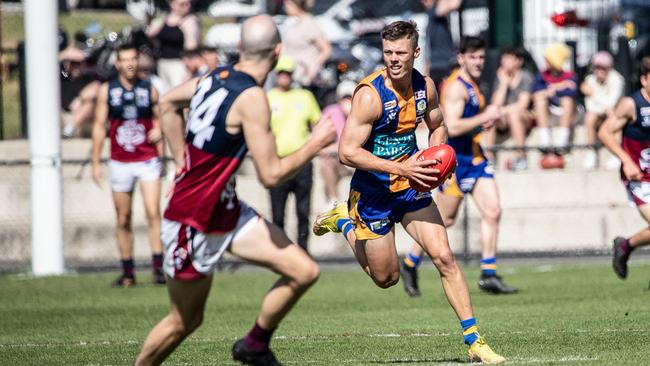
[91,43,165,287]
[134,15,336,366]
[399,36,518,297]
[313,21,505,364]
[600,57,650,287]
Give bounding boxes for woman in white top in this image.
[280,0,332,87]
[581,51,624,169]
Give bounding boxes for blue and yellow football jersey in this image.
[442,69,486,165]
[346,68,433,240]
[439,70,493,197]
[349,68,429,194]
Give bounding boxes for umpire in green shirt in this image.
[267,56,322,251]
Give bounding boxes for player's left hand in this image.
[91,163,103,187]
[148,128,162,144]
[622,160,643,181]
[401,151,440,190]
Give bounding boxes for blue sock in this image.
[480,256,497,277]
[460,317,480,345]
[404,251,422,268]
[336,218,352,237]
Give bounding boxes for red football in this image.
[409,144,457,192]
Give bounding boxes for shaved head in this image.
[240,15,281,61]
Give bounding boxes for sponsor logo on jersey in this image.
[109,88,123,106]
[416,99,426,113]
[639,148,650,172]
[414,191,432,200]
[468,88,479,106]
[373,133,415,158]
[123,91,134,101]
[123,105,137,120]
[641,107,650,127]
[384,100,397,109]
[368,218,390,232]
[220,177,237,210]
[116,120,146,152]
[173,247,188,271]
[459,177,477,193]
[415,90,426,99]
[135,87,149,107]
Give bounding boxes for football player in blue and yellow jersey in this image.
[400,37,518,296]
[313,22,505,364]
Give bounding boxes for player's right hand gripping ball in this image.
[409,144,457,192]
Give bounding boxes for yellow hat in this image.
[544,43,571,70]
[275,55,295,73]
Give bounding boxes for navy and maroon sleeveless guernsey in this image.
[164,66,258,234]
[107,78,158,162]
[622,90,650,183]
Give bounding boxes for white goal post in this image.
[25,0,64,275]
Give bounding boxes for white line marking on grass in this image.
[0,329,641,349]
[532,265,557,272]
[507,356,598,364]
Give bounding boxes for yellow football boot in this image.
[468,336,506,364]
[312,202,349,236]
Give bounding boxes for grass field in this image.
[1,261,649,365]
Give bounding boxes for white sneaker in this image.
[582,151,598,170]
[62,124,77,138]
[511,157,528,172]
[605,156,620,170]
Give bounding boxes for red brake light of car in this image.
[550,9,589,27]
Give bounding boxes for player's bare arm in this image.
[159,77,200,172]
[91,82,109,186]
[338,85,439,188]
[148,87,165,158]
[424,77,447,147]
[238,86,335,187]
[444,80,500,137]
[598,97,640,180]
[148,87,162,144]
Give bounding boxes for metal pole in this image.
[25,0,64,275]
[462,198,470,265]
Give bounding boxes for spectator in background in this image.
[147,0,200,90]
[484,46,534,171]
[267,56,322,252]
[138,52,167,96]
[60,45,101,138]
[532,43,577,167]
[421,0,462,87]
[581,51,624,170]
[280,0,332,87]
[181,49,208,78]
[318,80,356,205]
[200,46,220,71]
